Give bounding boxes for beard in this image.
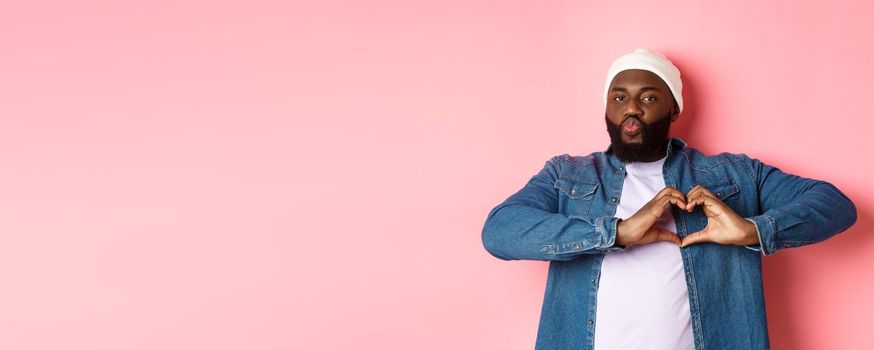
[605,111,672,163]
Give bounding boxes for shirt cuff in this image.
[597,216,625,253]
[743,216,775,256]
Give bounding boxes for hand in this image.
[615,187,686,248]
[679,185,760,248]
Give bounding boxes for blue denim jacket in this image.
[481,137,857,350]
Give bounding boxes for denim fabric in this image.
[481,137,857,350]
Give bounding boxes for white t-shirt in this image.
[593,155,694,350]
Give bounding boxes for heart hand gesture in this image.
[614,187,686,248]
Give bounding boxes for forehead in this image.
[609,69,668,90]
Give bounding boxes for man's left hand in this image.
[679,185,760,248]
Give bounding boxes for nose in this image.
[624,99,642,118]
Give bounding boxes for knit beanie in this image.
[603,48,683,113]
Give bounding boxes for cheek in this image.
[642,105,671,119]
[605,108,623,121]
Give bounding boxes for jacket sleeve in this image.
[739,154,857,256]
[481,155,625,261]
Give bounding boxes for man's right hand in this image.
[614,187,686,248]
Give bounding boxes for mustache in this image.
[624,115,641,123]
[605,114,643,127]
[608,114,671,127]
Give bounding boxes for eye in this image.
[642,95,657,102]
[613,96,625,102]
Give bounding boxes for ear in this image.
[670,99,680,122]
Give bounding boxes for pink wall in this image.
[0,0,871,349]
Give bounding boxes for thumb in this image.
[680,231,710,248]
[655,227,682,246]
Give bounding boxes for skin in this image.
[606,69,759,249]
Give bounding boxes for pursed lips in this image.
[622,117,642,134]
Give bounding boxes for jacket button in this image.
[587,320,593,325]
[591,278,596,283]
[571,188,576,195]
[611,198,617,202]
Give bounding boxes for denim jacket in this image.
[481,137,857,350]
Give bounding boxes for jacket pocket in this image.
[697,178,744,226]
[699,178,740,202]
[554,177,598,215]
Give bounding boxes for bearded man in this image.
[481,48,857,350]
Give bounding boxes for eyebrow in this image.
[610,86,661,93]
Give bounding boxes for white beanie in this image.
[603,48,683,113]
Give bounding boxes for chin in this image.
[621,138,644,144]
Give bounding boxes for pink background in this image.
[1,1,872,349]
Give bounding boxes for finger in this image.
[685,196,705,212]
[668,194,688,210]
[653,187,685,199]
[658,187,687,201]
[685,185,717,205]
[645,196,679,221]
[686,195,719,212]
[680,230,711,248]
[686,184,701,197]
[695,185,717,198]
[660,195,687,211]
[659,186,680,194]
[660,187,690,205]
[685,186,702,210]
[648,196,673,220]
[656,228,682,245]
[685,191,717,211]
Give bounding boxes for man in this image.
[480,48,857,350]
